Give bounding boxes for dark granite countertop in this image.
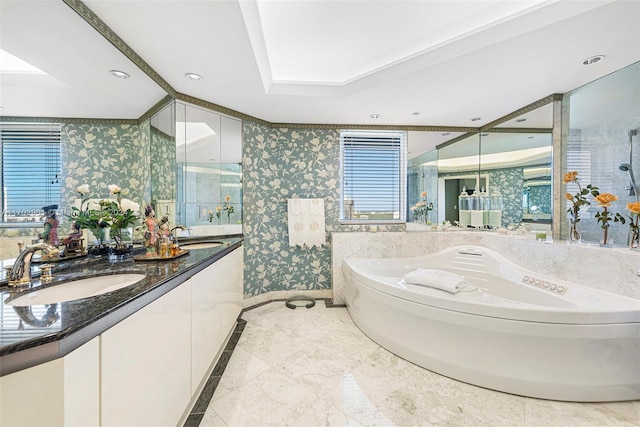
[0,235,243,376]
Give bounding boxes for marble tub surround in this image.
[331,231,640,304]
[0,235,242,376]
[195,301,640,426]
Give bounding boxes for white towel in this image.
[403,269,466,293]
[287,198,326,248]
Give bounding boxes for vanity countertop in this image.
[0,235,243,376]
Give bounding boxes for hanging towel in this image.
[287,198,326,248]
[402,268,466,293]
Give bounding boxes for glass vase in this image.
[630,229,640,250]
[568,219,581,243]
[599,224,613,247]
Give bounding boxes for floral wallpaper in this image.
[150,126,175,202]
[0,121,149,243]
[528,184,552,214]
[485,167,525,227]
[61,121,150,230]
[242,122,404,297]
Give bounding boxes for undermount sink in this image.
[179,241,224,249]
[6,273,146,306]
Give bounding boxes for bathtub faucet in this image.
[8,243,60,286]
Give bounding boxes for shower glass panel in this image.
[562,61,640,245]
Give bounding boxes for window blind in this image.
[1,123,61,223]
[340,130,406,221]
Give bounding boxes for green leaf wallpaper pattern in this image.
[242,121,404,297]
[150,126,176,202]
[60,121,150,235]
[0,121,150,238]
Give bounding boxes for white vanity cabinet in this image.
[0,246,243,426]
[191,247,243,395]
[101,246,243,425]
[100,281,192,427]
[0,337,100,427]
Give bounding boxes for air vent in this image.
[581,55,605,66]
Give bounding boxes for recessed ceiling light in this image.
[581,55,605,66]
[110,70,130,79]
[481,133,489,137]
[369,114,380,119]
[411,112,420,116]
[528,136,535,139]
[516,118,527,123]
[441,133,450,136]
[471,117,482,122]
[185,73,203,81]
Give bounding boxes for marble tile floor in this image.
[187,301,639,427]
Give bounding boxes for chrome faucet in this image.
[169,225,186,248]
[170,225,186,238]
[8,243,60,286]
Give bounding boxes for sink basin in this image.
[179,241,224,249]
[6,273,146,306]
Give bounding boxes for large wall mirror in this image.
[0,1,165,120]
[0,1,168,258]
[407,101,554,231]
[174,101,242,232]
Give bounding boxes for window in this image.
[340,130,407,222]
[1,122,61,224]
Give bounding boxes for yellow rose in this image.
[563,171,578,183]
[225,195,231,202]
[594,193,618,207]
[627,201,640,214]
[564,193,573,201]
[420,191,427,198]
[216,206,222,212]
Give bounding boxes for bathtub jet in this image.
[342,245,640,402]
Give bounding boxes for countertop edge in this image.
[0,240,243,377]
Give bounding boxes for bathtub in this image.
[342,245,640,402]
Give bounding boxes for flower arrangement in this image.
[594,193,625,246]
[69,184,140,248]
[223,195,235,223]
[410,191,434,224]
[208,206,222,224]
[563,171,598,241]
[627,201,640,249]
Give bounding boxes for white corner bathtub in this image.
[342,245,640,402]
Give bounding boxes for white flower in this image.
[87,200,101,211]
[108,184,122,194]
[120,198,140,214]
[77,184,90,195]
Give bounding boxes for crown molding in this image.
[175,92,270,126]
[483,127,552,134]
[480,94,562,131]
[138,95,175,124]
[62,0,176,97]
[0,116,138,125]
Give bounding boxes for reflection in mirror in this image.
[174,101,242,231]
[436,133,481,226]
[407,131,466,225]
[523,166,552,222]
[480,131,552,229]
[150,100,176,226]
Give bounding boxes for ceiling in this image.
[1,0,639,130]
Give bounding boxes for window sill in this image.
[339,220,406,225]
[0,222,44,229]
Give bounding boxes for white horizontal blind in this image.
[340,130,406,221]
[1,123,61,223]
[566,150,592,217]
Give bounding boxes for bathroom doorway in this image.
[438,175,487,225]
